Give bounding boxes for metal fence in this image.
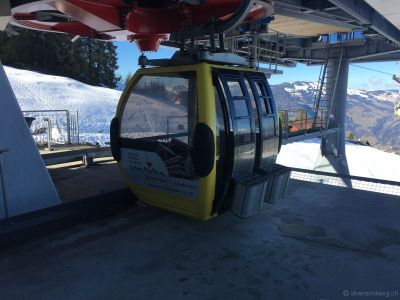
[22,110,79,147]
[278,109,327,138]
[290,167,400,197]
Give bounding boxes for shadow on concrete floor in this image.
[48,158,127,203]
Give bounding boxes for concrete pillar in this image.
[0,62,60,219]
[315,58,351,182]
[0,1,11,31]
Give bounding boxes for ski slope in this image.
[5,66,121,145]
[4,66,400,182]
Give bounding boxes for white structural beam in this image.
[329,0,400,46]
[0,61,60,219]
[364,0,400,30]
[315,58,351,187]
[0,0,11,31]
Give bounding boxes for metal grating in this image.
[290,167,400,197]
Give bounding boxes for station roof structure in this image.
[5,0,400,66]
[241,0,400,65]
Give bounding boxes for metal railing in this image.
[278,109,328,139]
[23,110,80,147]
[290,167,400,197]
[223,32,287,69]
[42,147,111,166]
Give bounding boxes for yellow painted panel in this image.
[116,64,217,221]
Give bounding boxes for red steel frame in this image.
[10,0,273,51]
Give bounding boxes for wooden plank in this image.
[270,15,352,36]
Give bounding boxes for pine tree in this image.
[103,41,120,88]
[0,29,120,88]
[124,72,133,87]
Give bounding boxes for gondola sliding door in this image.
[247,75,279,169]
[215,69,257,179]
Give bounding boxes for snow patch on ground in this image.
[277,138,321,170]
[277,138,400,182]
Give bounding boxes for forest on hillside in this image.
[0,29,120,88]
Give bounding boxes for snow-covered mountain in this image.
[273,81,398,110]
[272,81,400,152]
[4,66,400,181]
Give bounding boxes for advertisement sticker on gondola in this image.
[121,139,199,199]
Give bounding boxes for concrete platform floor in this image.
[1,180,400,300]
[39,144,99,155]
[48,158,127,202]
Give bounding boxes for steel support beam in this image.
[351,49,400,62]
[329,0,400,46]
[323,58,348,157]
[315,58,351,184]
[283,41,400,63]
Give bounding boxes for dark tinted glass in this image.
[233,100,249,117]
[120,72,197,145]
[227,81,244,97]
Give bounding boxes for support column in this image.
[315,58,351,181]
[0,61,60,219]
[0,1,11,31]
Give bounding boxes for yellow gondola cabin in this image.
[111,58,285,221]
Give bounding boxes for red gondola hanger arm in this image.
[9,0,274,51]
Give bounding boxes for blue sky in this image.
[115,41,400,91]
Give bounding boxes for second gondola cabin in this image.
[111,60,283,221]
